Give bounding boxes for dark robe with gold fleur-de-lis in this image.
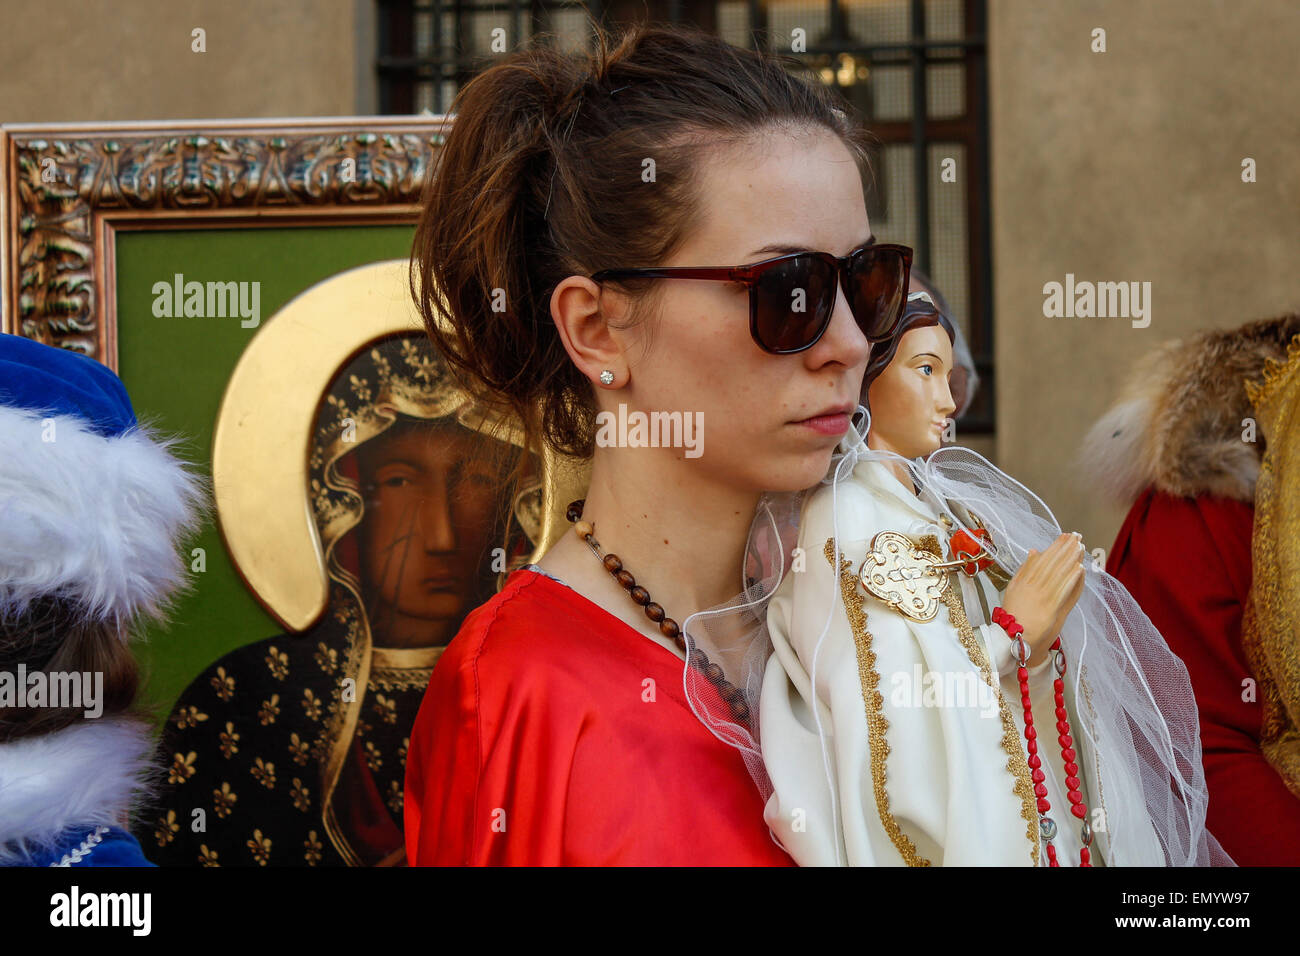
[136,607,440,866]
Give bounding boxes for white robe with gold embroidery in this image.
[760,456,1099,866]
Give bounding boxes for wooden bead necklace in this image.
[566,499,752,721]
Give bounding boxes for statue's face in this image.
[867,324,957,461]
[355,422,500,629]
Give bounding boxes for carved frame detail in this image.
[1,116,449,369]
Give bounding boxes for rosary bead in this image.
[629,586,650,605]
[688,649,709,670]
[573,520,594,539]
[730,699,751,721]
[615,569,636,589]
[703,662,725,684]
[660,619,680,639]
[603,554,623,573]
[566,500,584,523]
[644,602,665,622]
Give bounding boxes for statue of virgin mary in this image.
[754,293,1232,867]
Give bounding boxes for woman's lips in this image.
[793,413,851,435]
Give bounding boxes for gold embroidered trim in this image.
[825,538,931,866]
[371,645,444,669]
[922,534,1041,867]
[369,645,443,691]
[1242,599,1300,801]
[369,666,436,692]
[1242,334,1300,803]
[1244,330,1300,408]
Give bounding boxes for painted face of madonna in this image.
[866,323,957,461]
[355,421,500,647]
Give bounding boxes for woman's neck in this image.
[542,449,761,627]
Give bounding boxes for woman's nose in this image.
[807,279,870,369]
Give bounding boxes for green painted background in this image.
[115,225,415,729]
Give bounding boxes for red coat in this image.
[1107,487,1300,865]
[404,568,794,866]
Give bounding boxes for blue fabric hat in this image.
[0,333,204,625]
[0,333,136,437]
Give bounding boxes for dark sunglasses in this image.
[590,240,913,354]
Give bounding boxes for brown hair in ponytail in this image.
[410,19,875,480]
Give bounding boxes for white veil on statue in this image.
[683,405,1233,866]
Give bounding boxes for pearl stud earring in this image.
[599,370,615,385]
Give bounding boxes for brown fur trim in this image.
[1079,313,1300,504]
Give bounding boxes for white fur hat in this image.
[0,333,205,628]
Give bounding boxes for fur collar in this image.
[1079,314,1300,504]
[0,717,157,864]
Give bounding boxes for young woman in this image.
[759,293,1232,866]
[402,22,912,864]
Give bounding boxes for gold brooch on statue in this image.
[857,529,984,623]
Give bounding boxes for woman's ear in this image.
[551,276,627,387]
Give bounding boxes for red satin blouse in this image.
[404,567,794,866]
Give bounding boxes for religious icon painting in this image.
[135,262,569,866]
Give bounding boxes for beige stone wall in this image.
[5,0,1295,558]
[0,0,368,123]
[988,0,1300,557]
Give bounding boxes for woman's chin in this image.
[769,449,842,492]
